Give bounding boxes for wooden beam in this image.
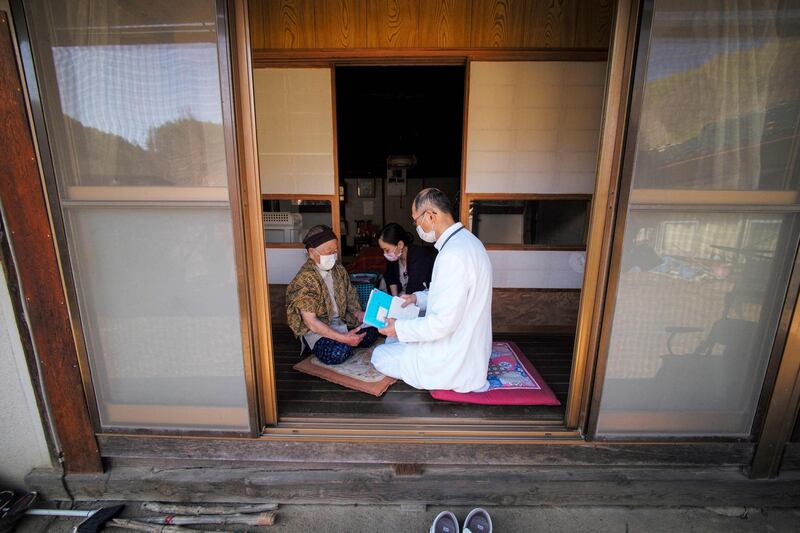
[230,0,278,426]
[96,434,755,466]
[252,47,607,66]
[781,442,800,472]
[750,287,800,478]
[0,11,101,472]
[26,462,800,507]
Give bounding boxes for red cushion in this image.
[430,341,561,406]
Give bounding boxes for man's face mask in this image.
[416,211,436,243]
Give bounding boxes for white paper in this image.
[388,297,420,320]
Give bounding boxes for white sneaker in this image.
[463,508,492,533]
[429,510,460,533]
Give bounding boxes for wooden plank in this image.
[0,12,101,472]
[314,0,368,48]
[251,47,607,65]
[781,442,800,471]
[366,0,420,48]
[525,0,579,48]
[418,0,472,48]
[96,433,756,467]
[247,0,268,49]
[576,0,612,48]
[469,0,526,48]
[270,325,572,420]
[28,463,800,507]
[252,0,317,49]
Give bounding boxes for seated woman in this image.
[286,225,378,365]
[378,222,437,297]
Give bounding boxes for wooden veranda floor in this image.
[272,324,573,423]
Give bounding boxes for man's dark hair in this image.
[413,188,454,217]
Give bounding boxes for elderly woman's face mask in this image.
[311,242,338,271]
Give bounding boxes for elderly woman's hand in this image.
[341,327,367,347]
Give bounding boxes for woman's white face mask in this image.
[316,252,337,271]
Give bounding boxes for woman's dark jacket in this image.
[384,244,437,295]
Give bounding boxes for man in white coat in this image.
[371,188,493,393]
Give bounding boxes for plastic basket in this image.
[349,272,381,309]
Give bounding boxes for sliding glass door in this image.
[595,0,800,436]
[24,0,254,432]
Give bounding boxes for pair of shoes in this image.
[429,508,492,533]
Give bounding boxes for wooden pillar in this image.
[0,10,101,473]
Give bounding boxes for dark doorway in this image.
[335,65,465,258]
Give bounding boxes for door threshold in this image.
[265,416,581,441]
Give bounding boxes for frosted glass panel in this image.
[597,211,799,435]
[68,209,247,430]
[254,68,335,195]
[466,61,606,194]
[27,0,249,430]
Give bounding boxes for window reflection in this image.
[53,43,225,187]
[599,211,798,434]
[262,199,333,244]
[468,199,590,247]
[633,2,800,191]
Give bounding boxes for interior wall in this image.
[248,0,612,50]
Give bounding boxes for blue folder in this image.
[362,288,394,328]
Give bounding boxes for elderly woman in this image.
[286,225,378,364]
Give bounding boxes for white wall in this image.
[0,269,52,489]
[265,248,308,284]
[254,68,335,195]
[466,61,605,194]
[489,250,585,289]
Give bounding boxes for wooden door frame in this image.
[5,0,798,473]
[243,0,632,437]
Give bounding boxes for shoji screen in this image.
[465,61,606,289]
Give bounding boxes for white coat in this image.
[371,222,493,392]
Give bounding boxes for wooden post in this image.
[0,10,101,473]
